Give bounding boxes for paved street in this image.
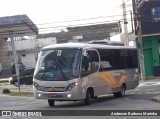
[0,79,160,119]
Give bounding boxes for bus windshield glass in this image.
[34,49,81,81]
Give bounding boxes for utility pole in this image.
[10,32,21,94]
[130,10,134,33]
[122,0,129,46]
[134,0,146,80]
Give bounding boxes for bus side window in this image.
[100,61,112,70]
[98,49,113,71]
[90,50,99,72]
[81,50,99,76]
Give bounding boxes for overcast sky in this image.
[0,0,132,33]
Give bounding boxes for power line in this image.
[0,14,138,35]
[39,19,134,33]
[0,13,130,27]
[1,22,122,38]
[0,24,119,37]
[38,20,121,29]
[0,12,132,33]
[0,18,135,35]
[36,13,130,26]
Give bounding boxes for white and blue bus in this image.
[33,43,139,106]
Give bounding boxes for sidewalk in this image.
[138,77,160,103]
[152,95,160,103]
[150,77,160,103]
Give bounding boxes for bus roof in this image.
[41,43,136,51]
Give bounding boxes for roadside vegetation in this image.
[2,89,33,97]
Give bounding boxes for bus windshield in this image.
[34,49,81,81]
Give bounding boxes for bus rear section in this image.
[79,47,139,104]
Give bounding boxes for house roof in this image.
[0,14,38,38]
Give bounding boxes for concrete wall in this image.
[8,37,56,51]
[0,40,11,75]
[21,53,37,68]
[8,37,57,68]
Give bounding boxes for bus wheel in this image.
[48,99,55,106]
[84,90,91,105]
[120,85,126,96]
[114,85,126,97]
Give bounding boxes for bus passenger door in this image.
[81,49,102,97]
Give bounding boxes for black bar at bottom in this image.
[0,110,160,116]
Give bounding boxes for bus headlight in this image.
[67,94,72,98]
[66,82,78,91]
[34,82,42,91]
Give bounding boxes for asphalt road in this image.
[1,79,160,119]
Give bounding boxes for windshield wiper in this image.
[58,65,68,80]
[40,67,49,80]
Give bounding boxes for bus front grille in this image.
[40,86,66,92]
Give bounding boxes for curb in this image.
[0,79,9,83]
[152,96,160,103]
[0,77,10,83]
[0,80,9,83]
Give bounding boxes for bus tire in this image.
[48,99,55,106]
[84,90,91,105]
[114,84,126,97]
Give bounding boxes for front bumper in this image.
[33,87,82,101]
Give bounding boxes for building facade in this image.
[8,37,57,69]
[137,0,160,78]
[0,39,11,75]
[37,22,119,43]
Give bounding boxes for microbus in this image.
[33,43,139,106]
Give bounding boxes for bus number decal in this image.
[57,50,62,56]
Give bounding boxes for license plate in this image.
[48,93,62,98]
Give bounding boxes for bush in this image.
[2,89,10,93]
